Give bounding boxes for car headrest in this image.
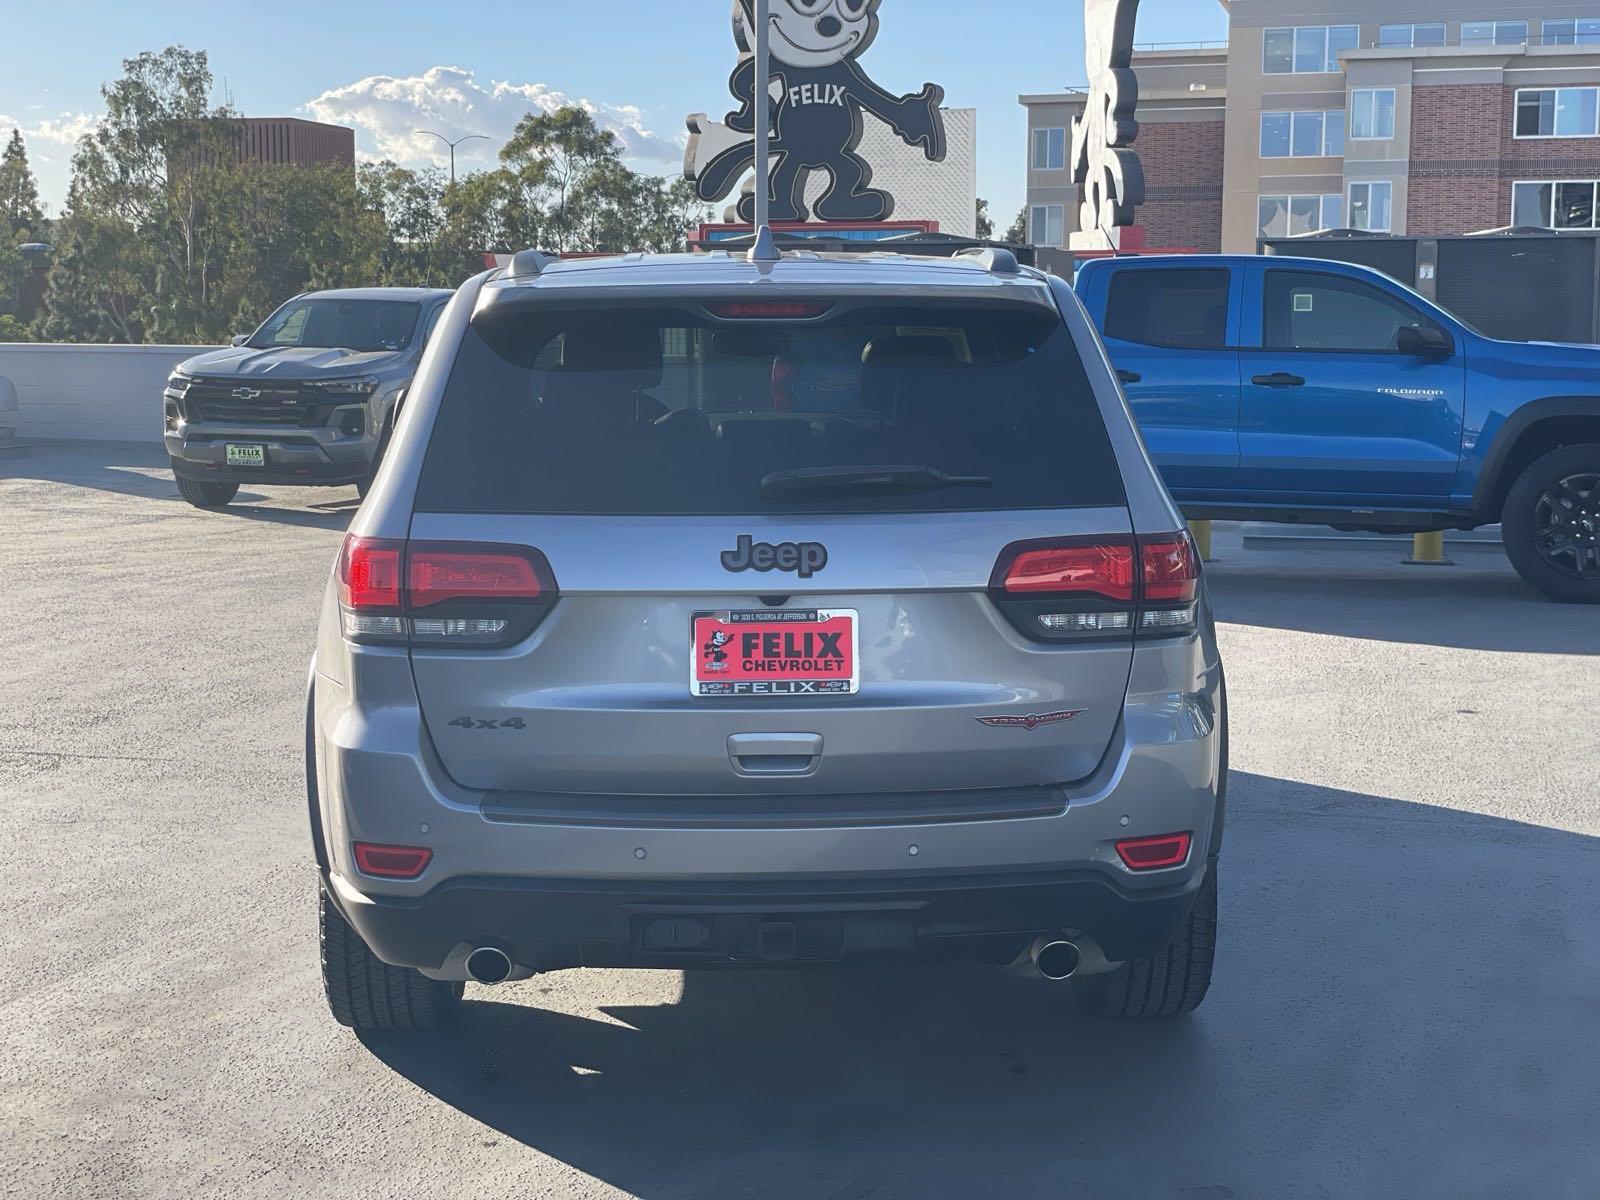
[859,335,961,413]
[860,335,959,370]
[558,322,663,388]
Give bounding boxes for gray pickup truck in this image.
[163,287,453,508]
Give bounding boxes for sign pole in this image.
[748,0,780,262]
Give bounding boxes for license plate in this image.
[692,609,858,697]
[225,444,265,467]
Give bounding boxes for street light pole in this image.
[416,131,490,187]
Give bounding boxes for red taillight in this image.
[407,546,544,609]
[705,300,833,319]
[991,532,1199,641]
[1115,832,1192,871]
[998,540,1136,602]
[1141,537,1199,604]
[338,536,403,611]
[353,842,433,879]
[337,535,556,646]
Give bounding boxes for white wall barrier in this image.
[0,343,222,444]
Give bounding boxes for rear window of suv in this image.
[415,301,1124,515]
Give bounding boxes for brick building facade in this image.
[1022,3,1600,253]
[1136,120,1227,251]
[236,118,355,169]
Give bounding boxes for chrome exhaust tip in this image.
[1031,938,1082,981]
[465,946,514,985]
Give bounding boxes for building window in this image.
[1030,204,1065,247]
[1258,194,1345,237]
[1512,180,1600,227]
[1543,18,1600,46]
[1462,20,1529,46]
[1031,127,1066,171]
[1263,25,1359,74]
[1378,23,1446,48]
[1515,88,1600,138]
[1349,182,1393,232]
[1350,89,1397,141]
[1260,110,1346,157]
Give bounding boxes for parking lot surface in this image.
[4,444,1599,1200]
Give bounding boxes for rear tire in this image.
[319,889,462,1031]
[1501,444,1600,604]
[1072,865,1218,1018]
[175,475,239,509]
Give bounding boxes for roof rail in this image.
[955,247,1021,276]
[508,250,558,279]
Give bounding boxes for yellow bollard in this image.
[1404,530,1452,566]
[1188,519,1214,563]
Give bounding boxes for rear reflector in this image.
[353,842,433,879]
[705,300,833,319]
[1115,832,1192,871]
[999,541,1136,602]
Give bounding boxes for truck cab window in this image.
[1104,269,1231,350]
[1263,270,1436,352]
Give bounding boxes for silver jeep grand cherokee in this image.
[308,248,1227,1030]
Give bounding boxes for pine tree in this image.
[0,129,46,237]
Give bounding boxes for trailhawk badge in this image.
[977,710,1085,731]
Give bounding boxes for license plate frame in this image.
[691,608,859,698]
[224,443,266,467]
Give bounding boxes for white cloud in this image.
[26,113,98,146]
[303,65,683,174]
[0,110,98,147]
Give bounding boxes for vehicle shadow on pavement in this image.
[4,443,358,530]
[1207,562,1600,654]
[360,773,1600,1199]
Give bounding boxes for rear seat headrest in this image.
[558,322,663,387]
[860,335,959,369]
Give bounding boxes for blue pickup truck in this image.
[1074,254,1600,603]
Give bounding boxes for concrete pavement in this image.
[3,446,1597,1199]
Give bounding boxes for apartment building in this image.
[1022,2,1600,252]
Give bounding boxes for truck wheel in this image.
[320,889,462,1031]
[1072,865,1217,1018]
[175,475,239,509]
[1502,445,1600,604]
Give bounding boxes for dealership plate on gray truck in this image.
[225,444,265,467]
[692,608,859,697]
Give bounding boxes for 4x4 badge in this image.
[721,534,828,578]
[977,710,1084,731]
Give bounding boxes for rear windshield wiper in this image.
[760,465,994,502]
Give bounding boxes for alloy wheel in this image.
[1532,471,1600,580]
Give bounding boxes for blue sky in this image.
[0,0,1226,225]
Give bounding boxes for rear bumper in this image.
[324,861,1210,976]
[311,624,1227,978]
